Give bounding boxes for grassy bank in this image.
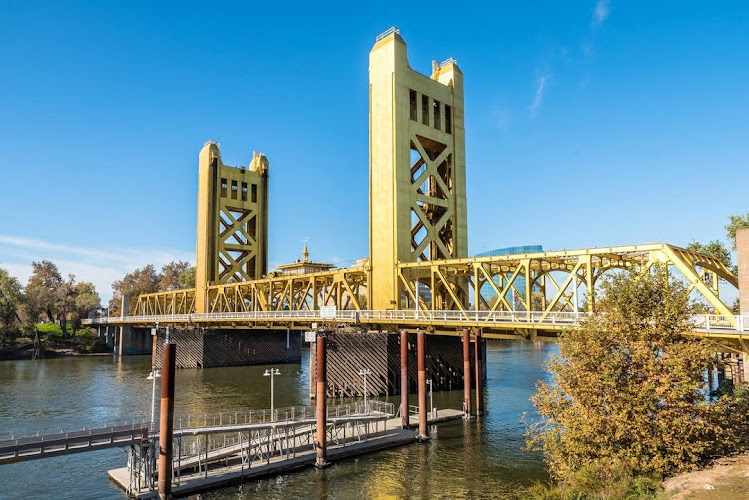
[0,323,110,359]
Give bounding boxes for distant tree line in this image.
[0,259,196,347]
[0,260,101,346]
[108,261,195,316]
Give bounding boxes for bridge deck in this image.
[84,310,749,341]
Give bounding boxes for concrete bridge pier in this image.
[735,228,749,385]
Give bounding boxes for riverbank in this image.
[663,453,749,499]
[0,324,109,361]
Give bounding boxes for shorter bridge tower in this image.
[195,142,269,313]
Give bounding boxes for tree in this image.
[55,274,76,338]
[159,261,191,291]
[178,266,196,289]
[109,265,160,315]
[725,213,749,249]
[25,260,63,323]
[71,281,101,333]
[0,268,26,347]
[686,240,732,269]
[527,265,743,482]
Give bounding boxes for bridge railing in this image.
[82,311,749,333]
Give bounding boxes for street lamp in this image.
[426,379,434,418]
[358,369,372,412]
[146,370,161,433]
[264,368,281,421]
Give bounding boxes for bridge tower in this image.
[195,141,269,313]
[368,28,468,310]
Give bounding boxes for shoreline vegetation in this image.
[521,266,749,499]
[0,323,109,361]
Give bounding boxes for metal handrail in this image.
[83,311,749,333]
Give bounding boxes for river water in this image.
[0,340,555,499]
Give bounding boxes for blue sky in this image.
[1,1,748,301]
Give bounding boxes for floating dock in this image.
[108,409,464,498]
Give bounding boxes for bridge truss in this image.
[132,243,736,318]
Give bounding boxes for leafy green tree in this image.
[528,265,744,482]
[0,268,26,347]
[686,240,732,269]
[25,260,63,323]
[109,265,160,315]
[725,213,749,249]
[71,281,101,333]
[178,266,196,289]
[159,261,192,291]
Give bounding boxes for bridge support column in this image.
[463,328,472,418]
[315,332,328,467]
[417,330,428,440]
[474,327,483,417]
[400,329,409,428]
[157,342,176,500]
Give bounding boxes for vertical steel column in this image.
[157,343,176,500]
[474,327,483,417]
[400,329,409,429]
[315,332,328,467]
[417,330,428,440]
[462,328,472,418]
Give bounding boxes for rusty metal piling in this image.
[157,343,176,499]
[400,329,409,429]
[474,327,483,417]
[315,332,328,467]
[462,328,472,418]
[417,330,428,440]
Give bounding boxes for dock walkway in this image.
[109,408,464,498]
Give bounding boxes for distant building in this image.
[473,245,544,309]
[473,245,543,258]
[275,244,334,276]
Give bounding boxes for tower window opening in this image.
[241,182,248,201]
[220,178,228,197]
[231,180,238,199]
[421,95,429,125]
[251,183,258,203]
[445,105,451,134]
[433,100,441,130]
[409,90,417,121]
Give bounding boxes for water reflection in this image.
[0,340,554,500]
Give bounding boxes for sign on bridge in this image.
[320,306,337,319]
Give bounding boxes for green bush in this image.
[524,463,662,500]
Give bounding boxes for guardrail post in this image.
[400,329,409,429]
[417,330,428,441]
[158,342,176,500]
[315,331,328,468]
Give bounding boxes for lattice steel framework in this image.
[368,30,468,309]
[194,142,269,312]
[397,243,738,317]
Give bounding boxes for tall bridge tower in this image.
[369,28,468,310]
[195,141,269,313]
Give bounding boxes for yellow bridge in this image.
[86,28,747,358]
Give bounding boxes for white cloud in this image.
[593,0,611,25]
[529,74,552,117]
[0,234,193,303]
